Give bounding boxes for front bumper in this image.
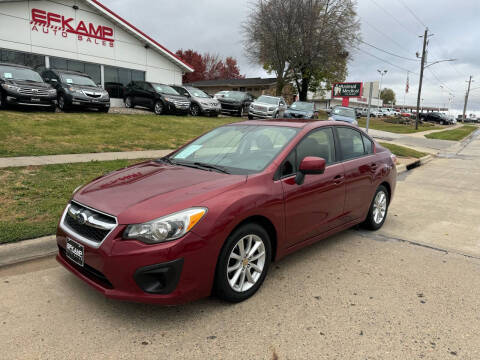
[56,222,216,304]
[5,94,56,107]
[200,105,221,115]
[65,93,110,108]
[248,109,276,118]
[166,102,190,114]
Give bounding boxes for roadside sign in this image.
[332,82,363,98]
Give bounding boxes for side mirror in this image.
[50,78,58,83]
[295,156,326,185]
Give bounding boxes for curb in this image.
[396,154,434,174]
[0,235,57,268]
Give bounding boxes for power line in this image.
[358,39,419,62]
[396,0,427,28]
[351,46,416,74]
[361,18,414,56]
[368,0,419,37]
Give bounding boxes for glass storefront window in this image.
[50,57,101,85]
[104,65,145,98]
[0,48,45,69]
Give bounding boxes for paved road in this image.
[1,133,480,359]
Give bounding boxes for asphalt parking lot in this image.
[1,132,479,359]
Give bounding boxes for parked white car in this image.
[248,95,287,119]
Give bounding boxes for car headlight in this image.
[48,89,56,95]
[164,97,173,103]
[123,207,207,244]
[67,87,83,94]
[328,117,334,121]
[2,84,20,92]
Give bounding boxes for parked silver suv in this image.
[248,95,287,119]
[171,85,221,117]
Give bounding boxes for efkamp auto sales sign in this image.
[30,8,115,47]
[332,82,363,98]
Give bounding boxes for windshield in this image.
[152,84,179,95]
[222,91,246,101]
[186,87,209,98]
[332,107,355,118]
[60,73,96,86]
[170,125,299,174]
[290,102,314,111]
[0,66,43,82]
[256,96,279,105]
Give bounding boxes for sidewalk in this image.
[0,149,171,168]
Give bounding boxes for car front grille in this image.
[61,201,117,245]
[173,100,190,108]
[253,104,268,112]
[82,90,102,98]
[17,88,50,96]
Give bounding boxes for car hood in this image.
[73,161,247,224]
[331,115,355,123]
[285,109,311,115]
[252,101,277,107]
[6,79,51,89]
[159,93,189,101]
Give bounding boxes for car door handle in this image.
[333,175,344,185]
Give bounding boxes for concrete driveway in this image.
[1,133,480,359]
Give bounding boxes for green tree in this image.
[380,88,396,105]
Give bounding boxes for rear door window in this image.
[336,127,365,160]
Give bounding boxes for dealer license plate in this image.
[31,98,41,102]
[66,238,84,267]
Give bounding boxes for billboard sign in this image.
[332,82,363,98]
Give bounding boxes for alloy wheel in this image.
[191,104,200,116]
[154,101,163,115]
[58,95,64,110]
[227,234,266,292]
[125,97,132,108]
[372,191,387,224]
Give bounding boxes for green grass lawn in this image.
[424,125,478,141]
[0,111,239,157]
[0,159,146,244]
[379,142,427,159]
[358,118,441,134]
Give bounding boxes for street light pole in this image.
[462,75,473,124]
[415,28,428,130]
[377,69,387,103]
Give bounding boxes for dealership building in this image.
[0,0,193,104]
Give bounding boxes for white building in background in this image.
[309,81,383,109]
[0,0,193,104]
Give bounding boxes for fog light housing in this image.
[134,258,184,294]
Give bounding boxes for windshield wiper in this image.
[193,162,230,174]
[157,156,173,164]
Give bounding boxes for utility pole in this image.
[462,75,473,123]
[415,28,428,130]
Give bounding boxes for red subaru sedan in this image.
[56,120,396,304]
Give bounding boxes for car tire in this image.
[125,96,133,108]
[190,103,201,116]
[154,101,163,115]
[0,92,6,109]
[58,95,69,111]
[363,185,389,230]
[214,223,272,303]
[238,106,246,117]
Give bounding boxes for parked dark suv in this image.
[215,91,254,117]
[124,81,190,115]
[0,63,56,111]
[419,112,453,125]
[41,69,110,112]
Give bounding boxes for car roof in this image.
[0,62,34,69]
[233,119,350,129]
[51,69,91,77]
